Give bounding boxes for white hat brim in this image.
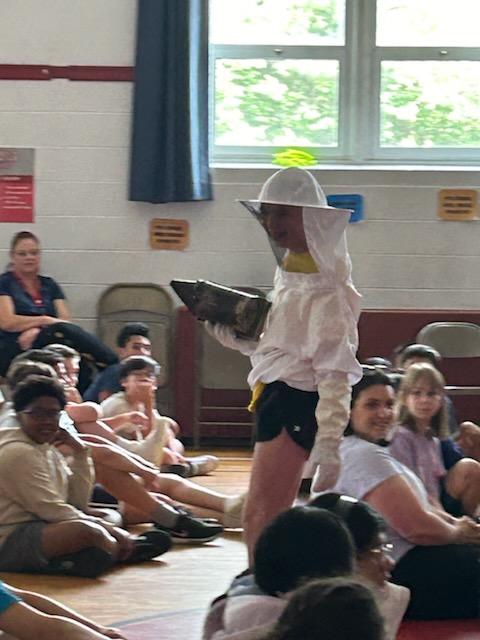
[237,199,353,216]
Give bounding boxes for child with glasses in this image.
[0,375,172,577]
[310,493,409,640]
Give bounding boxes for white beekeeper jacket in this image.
[209,167,363,490]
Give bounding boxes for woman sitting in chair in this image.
[0,231,117,386]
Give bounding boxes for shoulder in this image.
[39,275,64,297]
[84,365,120,400]
[0,434,38,468]
[391,425,417,444]
[0,271,13,284]
[99,364,121,387]
[340,436,381,459]
[101,392,127,413]
[0,271,14,294]
[336,437,401,498]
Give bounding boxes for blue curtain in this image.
[129,0,212,203]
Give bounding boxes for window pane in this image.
[377,0,480,46]
[380,61,480,148]
[215,59,339,148]
[210,0,345,45]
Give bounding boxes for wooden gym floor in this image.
[0,448,252,628]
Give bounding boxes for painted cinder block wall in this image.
[1,0,479,338]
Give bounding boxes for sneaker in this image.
[156,514,224,544]
[160,463,189,477]
[174,506,222,526]
[185,455,220,477]
[125,529,172,563]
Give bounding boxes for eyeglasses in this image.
[20,408,61,421]
[14,250,40,257]
[129,370,158,379]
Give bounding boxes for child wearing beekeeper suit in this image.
[207,167,362,563]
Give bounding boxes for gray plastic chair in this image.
[96,283,174,412]
[416,322,480,358]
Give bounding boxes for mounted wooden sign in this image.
[149,218,189,250]
[438,189,478,221]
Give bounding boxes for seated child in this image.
[100,355,218,476]
[203,505,355,640]
[0,375,171,577]
[256,577,385,640]
[310,493,410,640]
[4,357,235,542]
[390,362,480,518]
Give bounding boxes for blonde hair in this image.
[396,362,449,438]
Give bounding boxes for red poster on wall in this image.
[0,148,34,223]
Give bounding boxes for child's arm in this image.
[7,587,125,639]
[66,401,102,424]
[0,601,119,640]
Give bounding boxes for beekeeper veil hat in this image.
[239,167,353,282]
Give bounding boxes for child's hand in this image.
[126,410,149,428]
[65,386,83,403]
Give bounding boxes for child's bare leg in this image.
[144,473,244,526]
[94,465,178,527]
[146,474,230,511]
[88,442,159,480]
[445,458,480,516]
[41,520,118,558]
[75,419,118,443]
[120,492,176,525]
[168,437,185,456]
[244,429,308,566]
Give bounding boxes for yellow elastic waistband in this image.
[248,382,266,413]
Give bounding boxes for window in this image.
[210,0,480,165]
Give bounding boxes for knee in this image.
[455,458,480,481]
[67,520,110,548]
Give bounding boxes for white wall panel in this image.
[0,0,136,65]
[0,81,132,112]
[0,112,130,147]
[352,255,480,291]
[347,220,480,256]
[37,148,129,182]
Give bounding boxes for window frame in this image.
[210,0,480,166]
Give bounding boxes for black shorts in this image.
[392,544,480,619]
[255,381,318,452]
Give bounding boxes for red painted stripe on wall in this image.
[0,65,134,81]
